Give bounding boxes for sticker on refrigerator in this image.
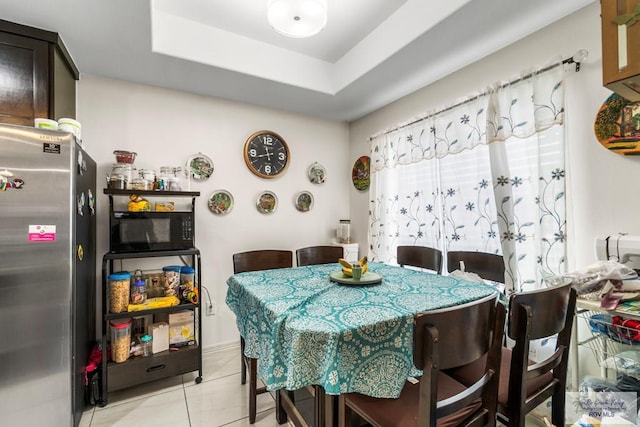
[43,143,61,154]
[28,225,56,242]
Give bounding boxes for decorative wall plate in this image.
[594,93,640,155]
[256,191,278,214]
[295,191,314,212]
[307,162,326,184]
[208,190,234,215]
[187,153,214,180]
[352,155,370,191]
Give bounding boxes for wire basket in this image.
[579,311,640,379]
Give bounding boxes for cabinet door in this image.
[0,31,48,125]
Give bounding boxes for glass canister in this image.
[162,265,181,297]
[109,271,131,313]
[174,166,190,191]
[166,176,181,191]
[140,334,152,357]
[158,166,173,191]
[139,169,156,182]
[110,319,132,363]
[130,277,147,304]
[337,219,351,243]
[107,174,127,190]
[130,178,151,191]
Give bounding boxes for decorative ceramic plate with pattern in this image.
[256,190,278,214]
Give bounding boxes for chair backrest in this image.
[504,282,577,427]
[446,251,505,283]
[414,293,505,426]
[397,245,443,273]
[232,250,293,274]
[296,246,344,266]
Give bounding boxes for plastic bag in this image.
[548,260,638,296]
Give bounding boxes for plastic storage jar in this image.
[110,319,132,363]
[180,266,195,291]
[130,278,147,304]
[109,271,131,313]
[162,266,181,297]
[140,334,152,357]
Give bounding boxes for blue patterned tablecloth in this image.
[225,262,497,398]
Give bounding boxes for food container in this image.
[58,118,81,139]
[162,266,181,297]
[169,311,195,347]
[113,150,137,164]
[140,334,152,357]
[139,169,155,182]
[110,319,132,363]
[111,164,135,184]
[109,271,131,313]
[34,118,58,130]
[155,202,175,212]
[107,175,127,190]
[130,178,151,191]
[180,266,195,291]
[144,271,164,298]
[166,177,181,191]
[130,278,147,304]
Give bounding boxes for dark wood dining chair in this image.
[446,251,505,283]
[397,245,443,273]
[339,293,506,427]
[448,282,577,427]
[232,249,293,424]
[296,245,344,266]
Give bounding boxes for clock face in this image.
[243,131,290,178]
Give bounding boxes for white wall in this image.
[350,2,640,273]
[76,75,350,350]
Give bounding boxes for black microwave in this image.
[109,211,194,253]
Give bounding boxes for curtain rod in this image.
[369,50,588,141]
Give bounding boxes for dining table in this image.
[225,261,498,426]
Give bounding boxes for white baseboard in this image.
[201,340,240,357]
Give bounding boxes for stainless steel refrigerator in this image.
[0,123,96,427]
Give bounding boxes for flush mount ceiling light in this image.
[268,0,327,38]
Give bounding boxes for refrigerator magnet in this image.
[88,189,95,215]
[77,244,84,261]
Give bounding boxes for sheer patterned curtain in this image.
[369,65,567,293]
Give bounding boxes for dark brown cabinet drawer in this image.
[107,345,200,392]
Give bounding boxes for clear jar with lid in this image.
[108,174,127,190]
[130,178,152,191]
[140,334,152,357]
[139,169,156,182]
[158,166,174,191]
[109,271,131,313]
[174,167,190,191]
[130,278,147,304]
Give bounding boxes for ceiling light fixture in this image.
[267,0,327,38]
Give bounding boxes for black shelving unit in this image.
[99,190,202,406]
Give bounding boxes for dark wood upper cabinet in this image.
[0,19,79,126]
[602,0,640,101]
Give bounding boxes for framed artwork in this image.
[294,191,314,212]
[256,190,278,214]
[307,162,326,184]
[208,190,233,215]
[352,155,370,191]
[187,153,214,180]
[594,93,640,155]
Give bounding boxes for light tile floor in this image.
[79,346,283,427]
[79,345,546,427]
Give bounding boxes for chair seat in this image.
[343,373,482,427]
[446,348,553,405]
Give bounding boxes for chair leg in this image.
[240,337,247,385]
[551,390,566,427]
[249,357,258,424]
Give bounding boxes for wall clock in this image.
[243,130,290,178]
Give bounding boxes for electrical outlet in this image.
[206,301,217,316]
